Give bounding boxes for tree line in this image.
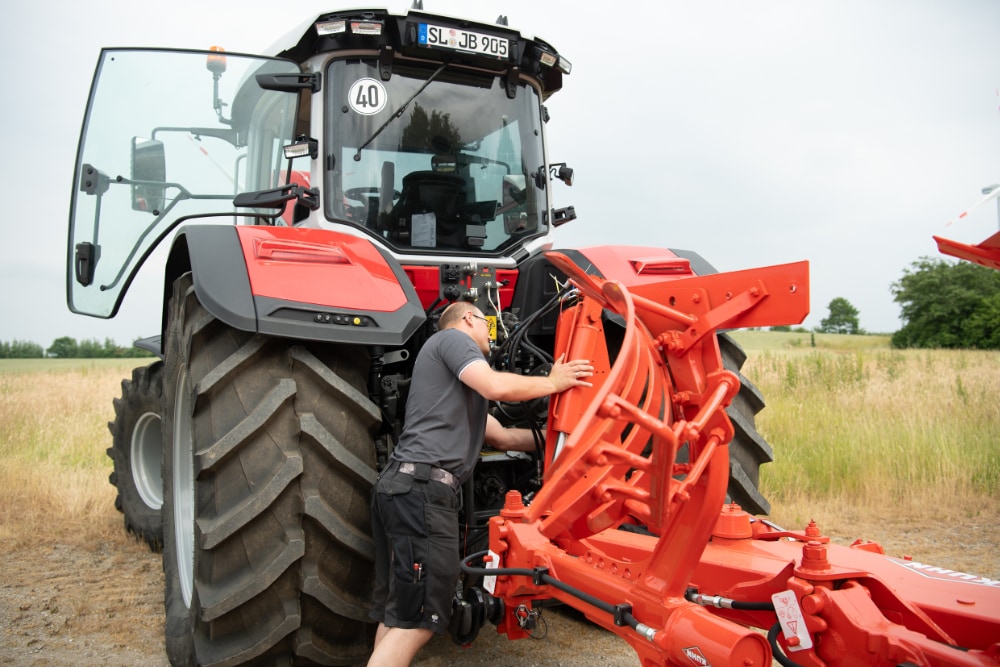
[809,257,1000,349]
[0,337,155,359]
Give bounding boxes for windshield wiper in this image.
[353,62,449,161]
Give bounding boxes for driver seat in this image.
[384,171,467,248]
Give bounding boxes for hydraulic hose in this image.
[686,590,808,666]
[685,589,775,612]
[461,550,657,642]
[768,622,807,667]
[462,551,794,662]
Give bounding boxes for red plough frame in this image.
[476,252,1000,666]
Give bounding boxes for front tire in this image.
[162,273,380,666]
[107,362,165,550]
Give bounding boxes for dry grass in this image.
[739,343,1000,506]
[3,345,997,550]
[0,359,163,654]
[0,360,145,551]
[2,340,998,664]
[729,331,1000,579]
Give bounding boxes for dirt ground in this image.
[2,507,997,667]
[0,532,635,667]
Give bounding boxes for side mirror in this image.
[550,163,573,187]
[131,138,166,214]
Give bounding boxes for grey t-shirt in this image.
[391,328,489,483]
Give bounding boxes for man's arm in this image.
[459,354,593,403]
[484,414,538,452]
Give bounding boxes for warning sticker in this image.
[482,550,500,594]
[348,78,387,115]
[771,590,813,651]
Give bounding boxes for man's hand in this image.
[547,354,594,393]
[461,355,593,403]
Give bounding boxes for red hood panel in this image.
[237,227,407,311]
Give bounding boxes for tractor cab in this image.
[67,7,573,320]
[326,56,549,253]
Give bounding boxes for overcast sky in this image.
[2,0,998,347]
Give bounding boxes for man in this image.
[367,301,594,667]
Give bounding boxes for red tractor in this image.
[68,5,999,666]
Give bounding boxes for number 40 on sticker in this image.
[348,78,387,116]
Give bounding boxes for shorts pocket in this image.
[377,473,414,496]
[395,579,425,622]
[390,535,425,623]
[424,501,459,541]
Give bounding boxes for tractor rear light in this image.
[253,238,353,265]
[535,48,571,74]
[350,20,383,36]
[629,257,692,276]
[315,19,347,35]
[283,137,318,160]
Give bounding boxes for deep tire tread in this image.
[162,272,379,667]
[107,362,165,550]
[719,332,773,515]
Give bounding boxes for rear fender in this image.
[572,245,719,286]
[507,247,719,340]
[163,225,425,346]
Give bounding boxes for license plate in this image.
[418,23,509,59]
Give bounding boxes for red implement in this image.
[484,252,1000,666]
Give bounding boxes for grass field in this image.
[729,330,1000,558]
[1,334,997,564]
[0,358,150,549]
[1,335,997,665]
[729,330,1000,504]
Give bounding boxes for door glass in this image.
[68,48,299,317]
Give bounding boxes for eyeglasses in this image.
[469,313,489,325]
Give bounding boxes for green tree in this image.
[400,102,462,153]
[10,340,44,358]
[0,340,44,358]
[891,257,1000,349]
[78,338,105,358]
[817,297,861,334]
[47,336,79,358]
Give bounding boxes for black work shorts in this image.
[369,466,460,634]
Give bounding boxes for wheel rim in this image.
[172,369,195,607]
[131,411,163,510]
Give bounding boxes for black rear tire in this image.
[107,362,165,551]
[162,273,380,666]
[719,332,772,515]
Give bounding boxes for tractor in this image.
[67,4,999,666]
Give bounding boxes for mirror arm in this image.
[150,126,240,147]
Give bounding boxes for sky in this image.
[2,0,998,347]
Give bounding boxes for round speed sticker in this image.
[348,78,388,115]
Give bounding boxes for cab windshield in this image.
[325,60,547,254]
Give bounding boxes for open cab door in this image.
[67,48,301,317]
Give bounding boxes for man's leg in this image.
[366,626,434,667]
[372,622,390,649]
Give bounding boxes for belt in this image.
[397,462,460,492]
